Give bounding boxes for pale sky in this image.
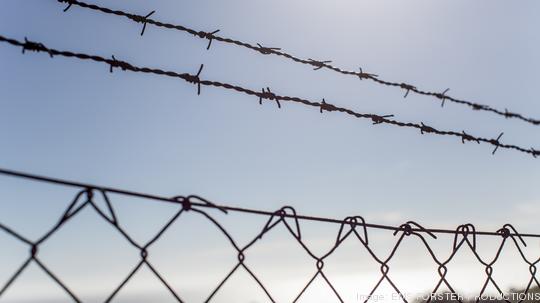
[1,0,539,302]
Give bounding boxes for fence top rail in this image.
[0,167,538,239]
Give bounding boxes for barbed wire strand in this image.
[54,0,540,126]
[1,35,538,158]
[1,167,540,303]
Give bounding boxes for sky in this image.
[0,0,540,302]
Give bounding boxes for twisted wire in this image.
[1,35,538,158]
[55,0,540,126]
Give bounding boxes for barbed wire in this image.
[53,0,540,126]
[1,167,540,303]
[0,35,538,158]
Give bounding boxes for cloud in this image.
[365,211,405,224]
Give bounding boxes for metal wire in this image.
[1,3,538,301]
[1,35,538,158]
[54,0,540,126]
[1,168,539,303]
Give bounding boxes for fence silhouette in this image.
[1,1,539,302]
[1,168,540,303]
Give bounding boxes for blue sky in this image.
[1,0,540,302]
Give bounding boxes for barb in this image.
[257,43,280,55]
[491,132,504,155]
[22,37,52,57]
[55,0,540,126]
[320,98,337,114]
[197,29,220,50]
[307,58,332,70]
[359,67,378,80]
[1,35,538,158]
[259,87,281,108]
[2,168,540,303]
[439,88,450,108]
[401,83,416,98]
[185,64,204,95]
[134,10,155,36]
